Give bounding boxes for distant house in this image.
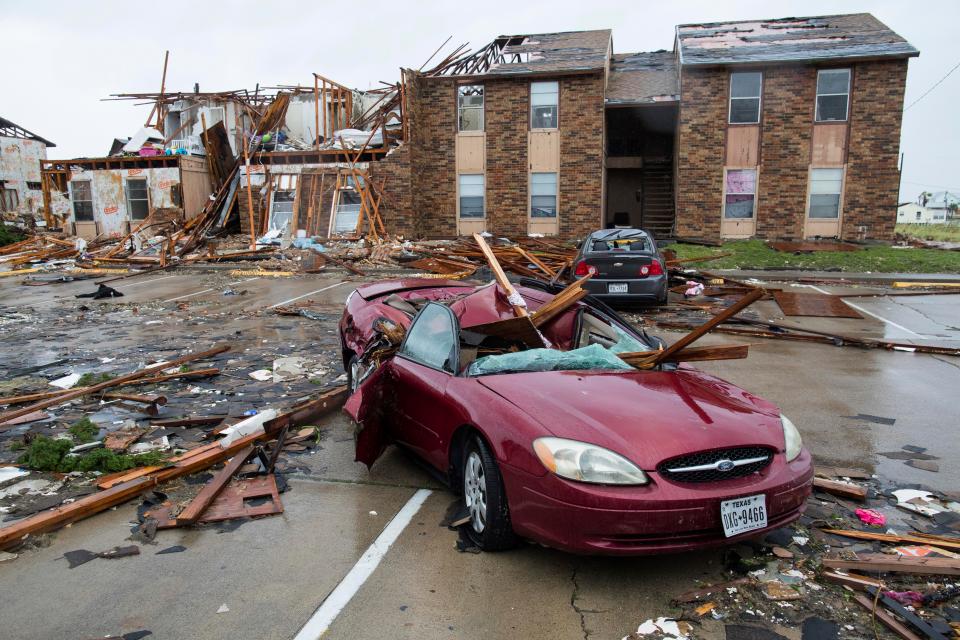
[897,202,946,224]
[0,116,55,222]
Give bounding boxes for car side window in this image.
[400,303,458,373]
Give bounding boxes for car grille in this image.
[657,446,774,483]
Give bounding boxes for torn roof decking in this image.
[0,116,56,147]
[606,51,679,106]
[676,13,919,67]
[448,29,612,78]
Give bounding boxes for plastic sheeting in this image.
[468,343,633,377]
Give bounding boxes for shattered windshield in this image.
[587,230,650,253]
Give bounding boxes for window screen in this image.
[459,174,484,218]
[816,69,850,122]
[724,169,757,219]
[70,181,94,221]
[401,303,457,372]
[531,81,558,129]
[458,85,484,132]
[126,178,149,220]
[808,168,844,219]
[531,172,557,218]
[729,72,762,124]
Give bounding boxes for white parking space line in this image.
[120,274,178,288]
[268,281,349,309]
[163,277,260,303]
[293,489,432,640]
[806,284,922,337]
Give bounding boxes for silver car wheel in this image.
[464,451,487,533]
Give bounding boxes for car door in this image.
[389,302,461,470]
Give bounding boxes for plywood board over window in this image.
[456,133,485,173]
[528,130,559,172]
[725,127,759,167]
[811,125,847,166]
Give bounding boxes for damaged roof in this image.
[0,116,56,147]
[606,50,679,106]
[676,13,919,66]
[484,29,611,76]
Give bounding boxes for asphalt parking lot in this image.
[0,269,958,640]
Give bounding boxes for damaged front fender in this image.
[345,364,391,468]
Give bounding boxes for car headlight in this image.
[781,414,802,462]
[533,437,649,485]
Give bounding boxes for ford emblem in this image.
[716,459,735,472]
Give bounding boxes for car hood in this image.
[476,368,783,469]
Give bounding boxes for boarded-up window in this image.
[815,69,850,122]
[729,72,762,124]
[724,169,756,219]
[808,168,843,219]
[70,181,94,221]
[458,85,484,132]
[459,174,484,218]
[530,172,557,218]
[126,178,149,220]
[531,81,559,129]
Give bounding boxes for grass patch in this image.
[68,417,100,443]
[664,239,960,273]
[76,372,114,387]
[896,223,960,243]
[16,436,168,473]
[0,225,26,247]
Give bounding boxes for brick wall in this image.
[408,75,457,237]
[843,59,908,241]
[369,143,414,237]
[485,77,529,237]
[676,68,726,239]
[559,73,605,237]
[756,66,816,239]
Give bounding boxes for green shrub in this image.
[16,436,168,473]
[68,417,100,443]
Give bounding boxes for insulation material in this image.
[468,344,633,377]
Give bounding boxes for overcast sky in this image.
[3,0,956,201]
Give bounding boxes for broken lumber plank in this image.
[618,344,749,366]
[530,275,592,327]
[101,392,167,406]
[852,593,923,640]
[0,346,229,428]
[865,586,950,640]
[813,477,867,501]
[175,445,254,525]
[820,570,884,591]
[149,415,226,428]
[820,529,960,551]
[634,290,764,369]
[822,554,960,576]
[473,233,527,317]
[0,477,157,551]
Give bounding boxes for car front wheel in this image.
[462,436,517,551]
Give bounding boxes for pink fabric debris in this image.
[855,508,886,526]
[883,590,924,606]
[684,281,704,297]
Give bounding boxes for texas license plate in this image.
[608,282,629,294]
[720,494,767,537]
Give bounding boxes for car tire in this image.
[656,287,668,305]
[462,436,518,551]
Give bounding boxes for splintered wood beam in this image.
[822,554,960,576]
[642,288,764,368]
[813,477,867,501]
[473,233,527,317]
[175,445,255,525]
[618,344,750,367]
[530,275,592,327]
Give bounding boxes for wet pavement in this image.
[0,268,957,639]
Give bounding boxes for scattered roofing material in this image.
[437,29,612,77]
[772,291,864,319]
[606,51,679,106]
[0,116,56,147]
[676,13,919,66]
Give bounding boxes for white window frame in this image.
[815,69,851,122]
[806,167,845,220]
[728,72,762,125]
[69,180,94,221]
[722,168,758,220]
[530,172,558,219]
[458,174,485,219]
[457,84,484,132]
[125,177,150,221]
[530,81,559,130]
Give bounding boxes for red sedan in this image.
[340,278,812,555]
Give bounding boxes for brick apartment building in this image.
[393,13,918,242]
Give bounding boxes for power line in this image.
[904,58,960,111]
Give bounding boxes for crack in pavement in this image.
[570,566,589,640]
